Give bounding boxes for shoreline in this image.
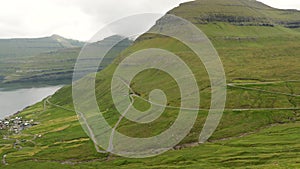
[0,85,63,119]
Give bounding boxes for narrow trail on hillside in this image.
[44,97,107,154]
[227,82,300,97]
[2,154,7,165]
[128,80,300,112]
[173,121,300,150]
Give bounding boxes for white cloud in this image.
[258,0,300,10]
[0,0,299,41]
[0,0,191,41]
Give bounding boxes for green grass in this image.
[1,118,299,168]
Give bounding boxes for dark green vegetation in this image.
[0,35,132,89]
[0,0,300,168]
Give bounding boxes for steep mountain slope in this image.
[0,0,299,168]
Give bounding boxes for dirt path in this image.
[2,154,7,165]
[130,80,300,112]
[227,83,300,97]
[45,97,107,154]
[174,120,299,150]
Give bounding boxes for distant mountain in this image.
[0,34,85,88]
[0,34,84,59]
[0,35,133,88]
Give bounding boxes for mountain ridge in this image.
[168,0,300,28]
[0,34,84,59]
[0,35,133,89]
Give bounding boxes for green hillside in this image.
[0,0,299,168]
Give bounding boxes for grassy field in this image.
[0,86,298,168]
[0,0,299,168]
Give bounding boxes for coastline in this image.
[0,85,62,119]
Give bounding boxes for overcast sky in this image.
[0,0,299,41]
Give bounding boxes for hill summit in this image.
[0,34,84,59]
[168,0,300,28]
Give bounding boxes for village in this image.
[0,116,39,134]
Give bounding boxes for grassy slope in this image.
[1,101,299,169]
[1,0,300,168]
